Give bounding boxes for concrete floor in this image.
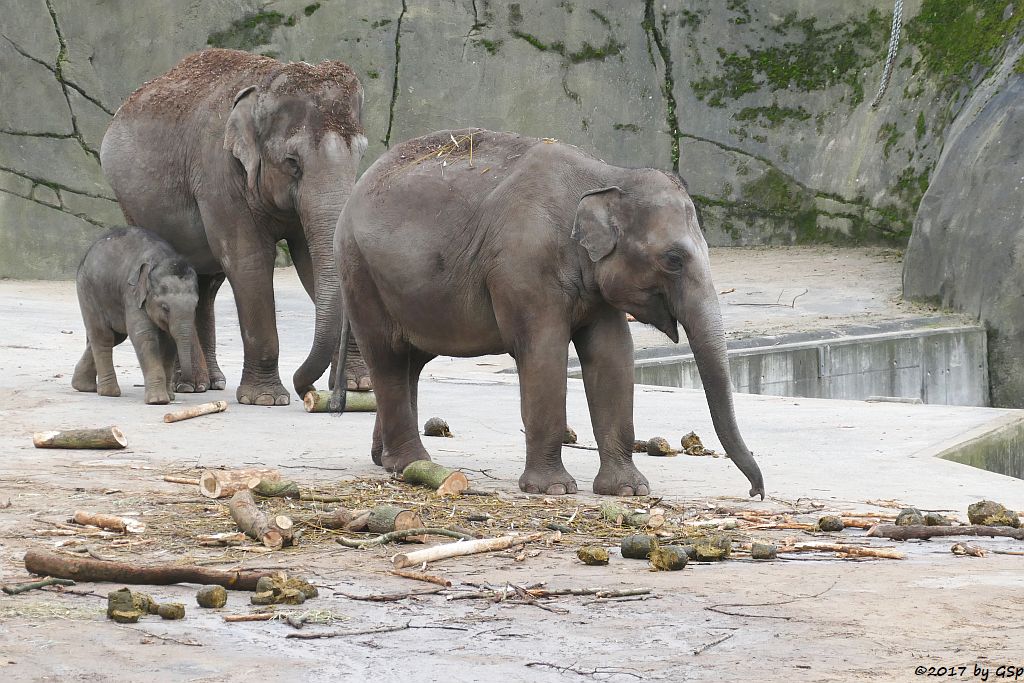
[1,247,1022,681]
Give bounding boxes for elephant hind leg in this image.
[72,344,97,392]
[186,273,224,391]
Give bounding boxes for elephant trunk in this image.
[292,194,349,397]
[170,318,195,389]
[674,276,765,499]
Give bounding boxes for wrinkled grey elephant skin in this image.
[100,48,372,406]
[335,129,765,498]
[73,227,199,405]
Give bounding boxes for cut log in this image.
[391,568,452,587]
[402,460,469,496]
[199,468,280,499]
[163,400,228,423]
[866,524,1024,541]
[368,506,424,537]
[33,426,127,449]
[303,390,377,413]
[393,530,557,569]
[72,510,145,534]
[228,490,294,550]
[302,508,371,531]
[252,479,301,499]
[24,549,274,590]
[600,502,665,529]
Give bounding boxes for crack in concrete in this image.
[43,0,103,163]
[2,35,114,118]
[0,129,76,139]
[642,0,680,172]
[0,165,117,202]
[461,0,483,60]
[382,0,408,149]
[0,185,108,228]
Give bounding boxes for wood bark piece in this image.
[224,613,275,622]
[867,524,1024,541]
[302,508,370,531]
[337,528,472,549]
[228,490,294,550]
[24,549,275,590]
[1,576,75,595]
[391,568,452,587]
[951,542,986,557]
[199,468,280,499]
[162,475,200,486]
[392,530,557,569]
[252,479,301,499]
[72,510,145,534]
[402,460,469,496]
[599,502,665,529]
[782,542,905,560]
[303,390,377,412]
[197,532,247,547]
[33,426,127,449]
[163,400,228,423]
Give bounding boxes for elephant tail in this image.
[328,316,350,414]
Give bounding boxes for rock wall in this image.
[904,35,1024,407]
[0,0,1018,279]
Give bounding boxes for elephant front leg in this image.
[223,254,290,406]
[127,314,170,405]
[513,326,577,495]
[574,310,649,496]
[195,273,226,390]
[72,344,97,392]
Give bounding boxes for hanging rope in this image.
[871,0,904,108]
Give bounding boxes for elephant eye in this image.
[284,155,302,177]
[161,303,171,313]
[661,251,685,272]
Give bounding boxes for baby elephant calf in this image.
[73,227,199,405]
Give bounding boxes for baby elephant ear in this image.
[128,263,152,309]
[571,186,622,262]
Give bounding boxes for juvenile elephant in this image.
[334,129,765,498]
[73,227,198,405]
[101,48,371,406]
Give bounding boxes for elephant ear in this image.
[128,262,152,309]
[224,86,261,192]
[571,186,622,262]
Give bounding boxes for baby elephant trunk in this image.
[169,318,195,389]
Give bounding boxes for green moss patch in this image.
[208,11,290,49]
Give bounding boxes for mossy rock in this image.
[924,512,950,527]
[817,515,844,532]
[577,545,610,565]
[967,500,1020,528]
[895,508,925,526]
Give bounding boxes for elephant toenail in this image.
[546,484,568,495]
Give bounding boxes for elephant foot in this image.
[346,354,373,392]
[175,381,209,393]
[518,467,578,495]
[72,376,97,393]
[593,461,650,496]
[237,382,290,406]
[371,442,383,467]
[145,389,171,405]
[381,449,430,473]
[209,376,227,391]
[97,383,121,398]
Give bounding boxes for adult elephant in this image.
[334,129,765,498]
[101,48,372,405]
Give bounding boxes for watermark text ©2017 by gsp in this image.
[915,665,1024,681]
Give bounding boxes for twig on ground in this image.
[525,662,643,679]
[336,527,473,549]
[693,632,735,655]
[224,613,275,623]
[867,524,1024,541]
[285,621,468,640]
[705,580,838,619]
[1,577,76,595]
[334,587,445,602]
[122,627,203,647]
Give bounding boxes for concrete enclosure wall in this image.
[631,324,990,407]
[5,0,1019,278]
